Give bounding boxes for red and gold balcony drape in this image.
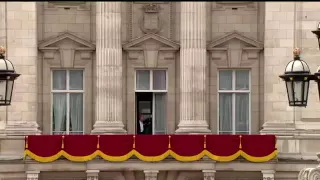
[24,135,278,163]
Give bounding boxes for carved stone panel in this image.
[207,31,263,68]
[129,2,173,39]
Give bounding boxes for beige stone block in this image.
[265,20,279,30]
[14,47,29,56]
[59,15,76,23]
[14,12,29,21]
[279,39,294,48]
[234,24,251,33]
[76,15,90,23]
[28,29,37,38]
[302,21,317,30]
[226,15,242,24]
[286,29,294,39]
[67,24,84,33]
[22,75,37,84]
[14,30,29,39]
[22,21,36,30]
[7,111,22,121]
[6,2,22,11]
[218,24,233,32]
[21,2,36,11]
[51,23,67,33]
[273,48,288,57]
[272,12,287,21]
[28,12,36,21]
[213,16,226,24]
[7,20,22,29]
[21,111,36,121]
[286,12,294,21]
[44,14,60,23]
[279,21,294,30]
[7,11,15,20]
[280,3,294,12]
[266,3,280,12]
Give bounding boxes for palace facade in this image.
[0,2,320,180]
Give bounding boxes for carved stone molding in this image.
[26,171,40,180]
[38,32,95,68]
[261,170,275,180]
[213,2,256,11]
[44,1,90,11]
[86,170,99,180]
[202,170,215,180]
[144,170,159,180]
[207,31,263,67]
[123,33,179,67]
[139,4,163,34]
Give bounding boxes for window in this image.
[51,70,84,135]
[135,70,167,135]
[218,70,250,134]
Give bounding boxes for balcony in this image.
[24,135,277,163]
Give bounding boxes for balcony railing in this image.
[24,134,277,163]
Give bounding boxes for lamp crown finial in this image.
[293,48,300,57]
[0,46,5,56]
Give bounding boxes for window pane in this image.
[219,93,232,134]
[52,93,67,134]
[219,70,232,90]
[153,70,166,90]
[136,70,150,90]
[6,80,13,102]
[69,70,84,90]
[235,94,249,134]
[154,93,167,134]
[236,70,249,90]
[69,93,83,134]
[53,70,66,90]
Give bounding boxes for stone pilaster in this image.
[176,2,210,133]
[262,170,275,180]
[5,2,40,135]
[26,171,40,180]
[91,2,126,134]
[144,170,158,180]
[261,2,296,135]
[86,170,99,180]
[202,170,215,180]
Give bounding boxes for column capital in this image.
[26,171,40,180]
[86,170,99,180]
[261,170,275,180]
[202,170,215,180]
[144,170,159,180]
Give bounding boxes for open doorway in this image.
[135,70,167,135]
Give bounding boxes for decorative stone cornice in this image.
[123,33,179,51]
[207,31,263,50]
[143,4,161,13]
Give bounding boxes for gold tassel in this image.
[25,136,28,149]
[61,136,65,149]
[239,135,242,149]
[97,135,100,149]
[133,135,136,149]
[204,135,206,149]
[168,135,171,149]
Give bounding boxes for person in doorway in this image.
[137,114,152,134]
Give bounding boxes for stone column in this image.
[92,2,126,134]
[144,170,158,180]
[86,170,99,180]
[176,2,210,133]
[5,2,40,135]
[202,170,215,180]
[26,171,40,180]
[262,170,275,180]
